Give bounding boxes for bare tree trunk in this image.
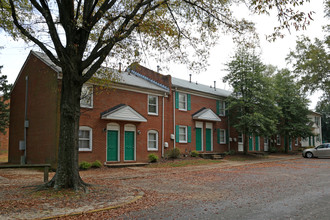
[45,67,89,191]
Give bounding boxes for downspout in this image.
[173,89,176,149]
[227,115,230,152]
[23,75,28,164]
[162,95,165,157]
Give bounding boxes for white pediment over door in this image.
[101,104,147,122]
[192,108,221,122]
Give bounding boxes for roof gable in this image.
[192,108,221,122]
[101,104,147,122]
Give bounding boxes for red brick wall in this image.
[173,91,229,154]
[79,86,171,163]
[9,52,60,166]
[0,128,9,153]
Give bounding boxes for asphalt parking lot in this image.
[117,157,330,220]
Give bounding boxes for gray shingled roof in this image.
[32,51,62,73]
[172,77,232,97]
[115,70,169,92]
[32,50,168,93]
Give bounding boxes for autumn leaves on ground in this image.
[0,153,300,219]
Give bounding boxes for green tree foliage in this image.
[224,48,279,154]
[274,69,313,152]
[286,1,330,104]
[0,0,314,191]
[0,66,11,134]
[316,101,330,142]
[286,36,330,102]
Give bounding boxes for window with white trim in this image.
[219,101,226,116]
[179,93,187,111]
[148,130,158,151]
[148,95,158,115]
[238,133,243,143]
[220,129,226,144]
[295,138,299,146]
[80,84,93,108]
[276,135,281,145]
[264,137,268,144]
[79,126,92,151]
[179,126,187,143]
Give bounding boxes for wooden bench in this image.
[0,164,51,182]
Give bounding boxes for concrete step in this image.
[211,155,223,160]
[199,153,224,159]
[104,163,149,168]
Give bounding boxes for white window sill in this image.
[80,105,93,109]
[148,149,158,151]
[148,112,158,116]
[79,149,92,152]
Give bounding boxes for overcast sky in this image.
[0,1,327,110]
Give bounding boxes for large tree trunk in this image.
[243,133,248,155]
[284,135,288,154]
[45,66,88,191]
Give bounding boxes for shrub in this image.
[224,150,236,156]
[190,150,199,157]
[91,160,102,168]
[229,150,236,155]
[79,161,91,170]
[269,146,277,153]
[148,153,159,163]
[166,148,181,159]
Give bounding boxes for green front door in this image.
[249,135,253,151]
[206,128,212,151]
[255,136,259,151]
[107,130,118,161]
[289,138,292,151]
[196,128,202,151]
[124,131,135,161]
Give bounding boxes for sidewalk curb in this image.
[40,191,144,219]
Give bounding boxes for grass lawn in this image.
[147,158,223,168]
[224,154,268,161]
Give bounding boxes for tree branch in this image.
[8,0,60,66]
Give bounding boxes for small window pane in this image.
[179,126,187,142]
[79,127,92,151]
[148,131,158,150]
[79,140,89,149]
[238,133,243,143]
[148,96,158,114]
[149,105,156,113]
[179,93,187,110]
[80,85,93,107]
[149,96,156,104]
[220,130,225,143]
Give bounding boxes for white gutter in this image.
[162,95,165,157]
[173,90,176,149]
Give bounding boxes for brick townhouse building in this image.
[8,51,311,167]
